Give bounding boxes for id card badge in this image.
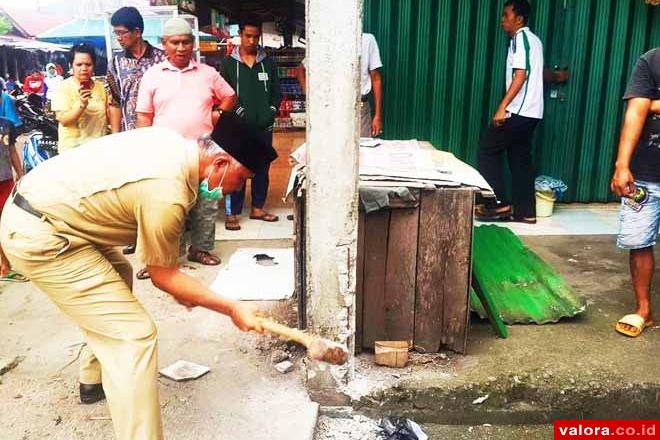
[258,72,269,81]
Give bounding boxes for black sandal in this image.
[475,204,513,221]
[136,267,150,280]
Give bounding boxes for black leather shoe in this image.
[80,383,105,404]
[122,244,136,255]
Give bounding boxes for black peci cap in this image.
[210,113,278,173]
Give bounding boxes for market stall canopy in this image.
[37,17,219,49]
[0,3,70,38]
[0,34,69,52]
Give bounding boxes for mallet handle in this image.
[257,318,313,347]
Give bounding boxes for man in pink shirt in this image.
[136,17,237,277]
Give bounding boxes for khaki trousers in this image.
[0,202,163,440]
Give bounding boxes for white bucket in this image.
[536,191,556,217]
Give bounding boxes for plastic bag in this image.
[380,417,428,440]
[535,175,568,199]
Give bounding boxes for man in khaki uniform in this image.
[0,117,276,440]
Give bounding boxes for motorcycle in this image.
[13,88,59,173]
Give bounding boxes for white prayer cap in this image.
[162,17,192,37]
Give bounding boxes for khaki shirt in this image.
[16,127,199,267]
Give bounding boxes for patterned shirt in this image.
[107,42,166,132]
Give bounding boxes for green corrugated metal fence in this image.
[364,0,660,202]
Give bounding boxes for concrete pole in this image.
[304,0,361,404]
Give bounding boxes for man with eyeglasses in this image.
[106,6,166,134]
[107,7,165,256]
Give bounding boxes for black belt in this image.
[361,94,370,102]
[12,189,45,220]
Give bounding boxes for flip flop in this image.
[249,212,279,222]
[0,271,28,283]
[615,314,654,337]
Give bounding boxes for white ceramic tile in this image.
[215,207,295,241]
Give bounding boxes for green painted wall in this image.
[364,0,660,202]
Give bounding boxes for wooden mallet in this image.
[257,318,348,365]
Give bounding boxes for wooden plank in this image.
[439,188,474,353]
[414,188,473,353]
[470,281,508,339]
[414,190,445,352]
[361,209,390,350]
[355,211,366,354]
[383,207,419,344]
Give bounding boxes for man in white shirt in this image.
[360,33,384,137]
[297,32,384,137]
[476,0,544,224]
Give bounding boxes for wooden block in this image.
[361,209,390,349]
[414,188,474,353]
[355,212,366,354]
[383,207,418,343]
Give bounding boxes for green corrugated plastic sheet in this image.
[471,225,586,324]
[364,0,660,202]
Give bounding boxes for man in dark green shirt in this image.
[220,15,280,230]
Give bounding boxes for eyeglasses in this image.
[113,29,133,38]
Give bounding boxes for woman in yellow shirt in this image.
[52,43,109,152]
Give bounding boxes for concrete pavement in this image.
[0,239,318,440]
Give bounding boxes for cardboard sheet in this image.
[286,140,492,192]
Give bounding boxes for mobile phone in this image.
[80,79,92,91]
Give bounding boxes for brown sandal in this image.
[249,212,279,222]
[187,249,221,266]
[225,215,241,231]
